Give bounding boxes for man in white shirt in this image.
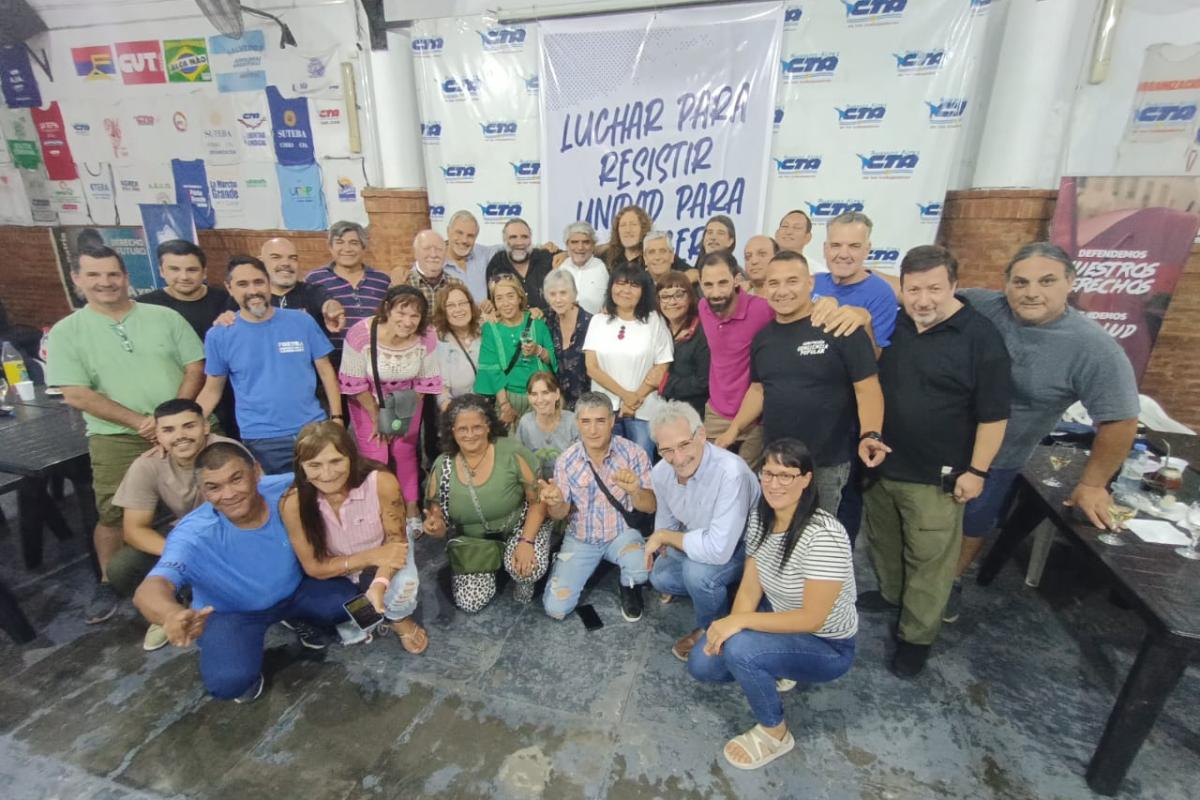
[557,221,609,315]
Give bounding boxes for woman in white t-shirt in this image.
[582,263,674,458]
[688,438,857,771]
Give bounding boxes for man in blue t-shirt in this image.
[197,256,344,473]
[810,211,898,347]
[134,442,358,702]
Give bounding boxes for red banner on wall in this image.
[30,102,78,182]
[1050,176,1200,383]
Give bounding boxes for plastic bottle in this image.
[1,341,29,385]
[38,327,50,363]
[1115,443,1150,495]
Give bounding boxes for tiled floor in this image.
[0,490,1196,799]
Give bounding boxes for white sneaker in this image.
[142,623,168,651]
[776,678,797,693]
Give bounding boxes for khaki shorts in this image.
[88,433,153,527]
[703,402,764,467]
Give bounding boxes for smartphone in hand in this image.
[343,594,384,632]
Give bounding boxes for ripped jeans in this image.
[543,528,648,619]
[337,529,421,644]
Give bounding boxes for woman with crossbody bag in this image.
[422,394,553,612]
[339,287,441,533]
[433,285,483,410]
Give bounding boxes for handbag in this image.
[370,319,421,439]
[439,454,528,575]
[586,460,654,536]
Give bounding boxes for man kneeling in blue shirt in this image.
[134,442,357,702]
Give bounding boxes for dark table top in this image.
[0,470,23,493]
[0,400,88,476]
[1023,443,1200,643]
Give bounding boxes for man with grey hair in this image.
[304,220,391,362]
[538,391,656,621]
[391,229,467,309]
[939,241,1139,622]
[643,230,696,283]
[486,217,554,311]
[444,209,498,302]
[558,221,608,314]
[813,211,898,347]
[645,401,759,662]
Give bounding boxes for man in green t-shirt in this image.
[47,245,206,624]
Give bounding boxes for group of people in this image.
[43,207,1140,769]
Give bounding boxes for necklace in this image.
[459,447,490,484]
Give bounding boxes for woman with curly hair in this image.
[422,394,552,612]
[604,204,653,270]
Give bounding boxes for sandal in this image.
[723,725,795,770]
[659,593,674,605]
[392,619,429,655]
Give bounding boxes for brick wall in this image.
[0,189,430,327]
[941,189,1200,432]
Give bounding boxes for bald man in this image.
[390,229,468,309]
[742,235,779,295]
[260,237,345,334]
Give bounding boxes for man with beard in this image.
[259,237,345,336]
[391,228,467,309]
[109,399,241,650]
[197,256,342,474]
[701,252,773,466]
[741,235,779,296]
[774,209,812,254]
[444,209,498,302]
[486,217,554,311]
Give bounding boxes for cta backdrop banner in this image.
[539,3,782,261]
[1050,175,1200,383]
[414,1,996,268]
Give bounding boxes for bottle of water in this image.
[1115,443,1149,495]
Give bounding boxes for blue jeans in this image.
[243,434,298,475]
[543,528,648,619]
[197,576,357,700]
[337,529,422,643]
[962,467,1021,537]
[650,541,745,629]
[614,417,655,460]
[689,629,856,727]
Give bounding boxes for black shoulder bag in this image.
[369,319,421,450]
[585,460,654,536]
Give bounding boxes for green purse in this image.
[438,455,527,576]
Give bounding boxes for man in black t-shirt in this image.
[259,237,345,336]
[721,251,886,516]
[485,217,553,311]
[861,245,1011,679]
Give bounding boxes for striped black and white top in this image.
[746,507,858,639]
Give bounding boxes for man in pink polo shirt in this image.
[698,251,773,466]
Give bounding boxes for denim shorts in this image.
[961,467,1021,538]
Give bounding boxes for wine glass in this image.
[1098,503,1136,546]
[1174,503,1200,560]
[519,329,535,364]
[1042,443,1073,488]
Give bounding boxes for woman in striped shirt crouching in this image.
[688,437,857,770]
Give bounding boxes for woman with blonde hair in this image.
[474,274,556,427]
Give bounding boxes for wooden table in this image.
[978,442,1200,796]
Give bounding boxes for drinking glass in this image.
[1098,503,1136,546]
[1042,443,1073,488]
[519,329,535,364]
[1174,504,1200,560]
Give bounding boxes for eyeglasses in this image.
[759,469,803,486]
[444,300,471,311]
[658,429,699,460]
[658,290,688,302]
[111,322,134,353]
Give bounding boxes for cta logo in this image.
[866,248,901,266]
[781,53,839,82]
[784,6,803,29]
[774,156,821,178]
[858,151,919,178]
[441,76,481,100]
[481,120,518,140]
[511,161,541,182]
[836,104,886,128]
[72,46,115,80]
[440,164,477,183]
[478,27,527,51]
[894,50,944,75]
[917,202,942,223]
[805,199,864,221]
[926,98,967,125]
[1134,104,1196,125]
[429,204,446,220]
[411,37,444,54]
[477,202,522,221]
[843,0,906,24]
[115,41,166,85]
[421,121,442,143]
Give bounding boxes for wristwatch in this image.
[966,466,990,479]
[859,431,882,442]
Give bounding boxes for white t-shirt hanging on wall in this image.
[1117,43,1200,175]
[59,100,111,165]
[118,96,203,164]
[79,162,118,225]
[320,156,368,226]
[20,171,58,225]
[198,94,242,166]
[113,162,176,225]
[0,166,33,224]
[265,46,342,97]
[229,91,275,162]
[309,94,352,158]
[205,161,282,229]
[50,179,90,225]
